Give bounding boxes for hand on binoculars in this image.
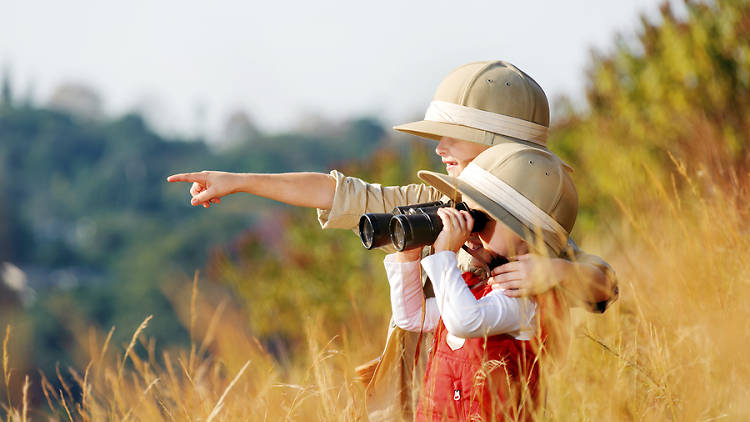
[433,208,474,254]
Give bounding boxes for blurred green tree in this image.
[550,0,750,230]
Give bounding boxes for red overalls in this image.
[416,272,542,422]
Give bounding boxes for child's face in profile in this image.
[465,198,529,261]
[435,137,489,177]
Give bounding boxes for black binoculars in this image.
[358,201,489,251]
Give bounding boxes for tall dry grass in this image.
[2,161,749,421]
[3,271,374,421]
[545,159,750,421]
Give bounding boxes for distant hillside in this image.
[0,99,395,372]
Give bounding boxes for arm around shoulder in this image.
[562,239,619,313]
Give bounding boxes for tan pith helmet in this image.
[418,142,577,255]
[395,60,550,147]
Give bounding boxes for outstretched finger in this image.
[167,172,203,183]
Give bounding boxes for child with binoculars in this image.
[167,60,617,419]
[385,141,576,420]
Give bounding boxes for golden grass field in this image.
[4,2,750,420]
[3,157,749,421]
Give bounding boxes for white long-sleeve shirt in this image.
[384,251,537,340]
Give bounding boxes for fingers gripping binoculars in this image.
[358,201,489,251]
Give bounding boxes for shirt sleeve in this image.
[421,251,537,340]
[317,170,443,230]
[383,254,440,332]
[564,238,619,313]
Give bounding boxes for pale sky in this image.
[1,0,681,140]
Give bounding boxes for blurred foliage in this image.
[208,145,439,354]
[550,0,750,233]
[0,95,396,381]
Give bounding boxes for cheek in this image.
[477,231,489,245]
[454,151,476,163]
[477,224,494,247]
[512,237,529,255]
[499,230,527,255]
[455,144,488,162]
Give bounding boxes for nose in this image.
[435,137,451,156]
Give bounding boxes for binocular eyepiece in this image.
[358,201,489,251]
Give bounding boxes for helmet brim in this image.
[394,120,545,148]
[417,169,560,256]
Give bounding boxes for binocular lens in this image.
[389,216,408,252]
[358,213,393,249]
[361,219,375,248]
[389,212,441,252]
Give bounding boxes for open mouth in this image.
[461,243,508,270]
[462,243,509,266]
[464,237,483,251]
[442,159,458,169]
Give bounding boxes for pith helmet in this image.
[418,142,577,255]
[395,60,550,147]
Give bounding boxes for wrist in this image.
[434,245,460,254]
[433,237,464,254]
[553,258,576,289]
[393,248,422,263]
[232,173,254,194]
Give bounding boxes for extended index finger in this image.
[166,172,203,183]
